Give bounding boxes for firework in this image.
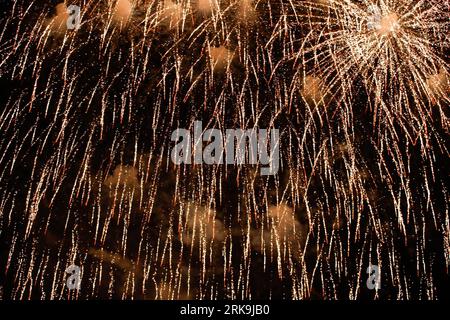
[0,0,448,301]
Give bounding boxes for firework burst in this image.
[294,0,449,133]
[0,0,448,300]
